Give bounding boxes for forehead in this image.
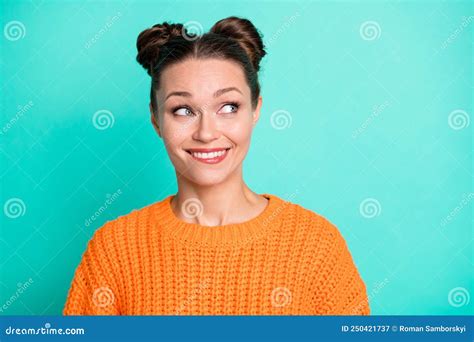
[158,58,249,98]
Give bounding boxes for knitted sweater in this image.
[63,193,370,315]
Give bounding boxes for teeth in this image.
[191,149,227,159]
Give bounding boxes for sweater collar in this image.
[155,193,287,247]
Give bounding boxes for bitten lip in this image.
[185,147,232,153]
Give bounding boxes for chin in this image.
[186,172,228,186]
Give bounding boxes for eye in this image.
[219,102,239,114]
[173,106,194,116]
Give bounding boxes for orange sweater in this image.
[63,193,370,315]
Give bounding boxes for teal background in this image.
[1,0,472,315]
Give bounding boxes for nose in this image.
[192,112,220,142]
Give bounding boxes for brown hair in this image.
[136,16,266,114]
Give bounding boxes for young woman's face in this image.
[151,58,262,186]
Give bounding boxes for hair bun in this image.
[136,22,186,75]
[210,16,266,71]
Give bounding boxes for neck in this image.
[171,167,265,227]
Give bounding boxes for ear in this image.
[149,103,162,138]
[252,96,263,126]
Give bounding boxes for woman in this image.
[63,16,370,315]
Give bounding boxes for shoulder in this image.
[90,196,167,245]
[279,197,363,282]
[273,194,349,251]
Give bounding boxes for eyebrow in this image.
[164,87,242,101]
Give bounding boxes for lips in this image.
[185,147,232,153]
[185,147,231,164]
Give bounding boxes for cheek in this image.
[220,115,253,143]
[161,117,193,147]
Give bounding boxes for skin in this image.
[149,58,268,227]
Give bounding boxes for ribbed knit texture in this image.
[63,193,370,315]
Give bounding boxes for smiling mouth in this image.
[185,148,231,164]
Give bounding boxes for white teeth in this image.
[191,149,227,159]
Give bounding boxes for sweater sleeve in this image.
[63,223,121,315]
[311,220,371,315]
